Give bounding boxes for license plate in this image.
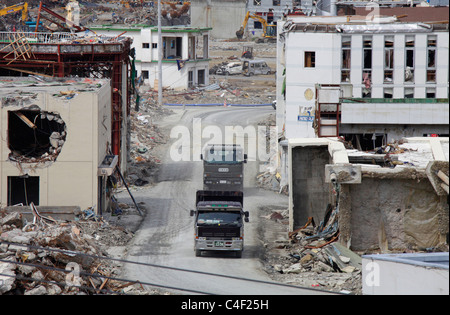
[219,180,227,184]
[218,168,229,172]
[214,241,224,247]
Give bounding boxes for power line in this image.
[0,239,337,295]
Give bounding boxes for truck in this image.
[200,144,247,191]
[190,190,249,258]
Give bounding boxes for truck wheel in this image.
[195,250,202,257]
[235,251,242,258]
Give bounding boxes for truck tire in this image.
[235,251,242,258]
[195,249,202,257]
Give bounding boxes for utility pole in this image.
[157,0,163,107]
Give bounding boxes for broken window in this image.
[427,35,436,83]
[362,36,372,91]
[7,175,39,206]
[384,36,394,83]
[405,35,415,83]
[341,36,351,82]
[426,87,436,99]
[404,87,414,99]
[384,87,393,99]
[342,134,387,152]
[304,51,315,68]
[253,0,262,6]
[8,108,67,163]
[273,0,281,6]
[162,36,182,59]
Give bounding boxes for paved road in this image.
[119,106,336,295]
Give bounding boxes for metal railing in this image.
[0,32,124,44]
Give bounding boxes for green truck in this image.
[190,190,249,258]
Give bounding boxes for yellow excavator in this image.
[0,2,28,24]
[236,11,276,43]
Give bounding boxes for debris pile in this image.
[161,80,275,106]
[126,92,171,187]
[260,207,363,294]
[0,207,151,295]
[256,113,287,193]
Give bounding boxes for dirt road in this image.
[116,106,336,295]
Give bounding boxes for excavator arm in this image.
[236,11,276,41]
[0,2,28,24]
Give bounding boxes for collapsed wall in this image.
[289,137,449,253]
[340,170,448,252]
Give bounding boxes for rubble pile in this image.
[162,80,275,106]
[256,114,288,193]
[260,208,363,294]
[0,208,151,295]
[126,93,171,187]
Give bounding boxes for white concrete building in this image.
[90,25,212,90]
[0,77,114,215]
[276,16,449,145]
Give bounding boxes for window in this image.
[404,87,414,99]
[142,70,149,79]
[427,35,436,82]
[273,0,280,5]
[384,36,394,83]
[188,70,193,88]
[152,43,157,49]
[405,35,415,83]
[341,36,351,82]
[198,69,206,85]
[426,87,436,98]
[384,87,393,99]
[8,176,39,206]
[253,0,261,5]
[304,51,315,68]
[142,43,150,49]
[362,36,372,97]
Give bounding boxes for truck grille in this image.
[198,227,240,239]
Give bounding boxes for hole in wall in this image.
[8,106,67,164]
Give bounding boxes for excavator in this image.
[236,11,276,43]
[0,2,28,24]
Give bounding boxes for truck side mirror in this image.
[244,154,248,163]
[200,154,203,160]
[190,210,196,217]
[244,211,249,222]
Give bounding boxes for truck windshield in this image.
[197,212,242,226]
[204,148,244,164]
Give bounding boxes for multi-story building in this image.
[276,16,449,145]
[90,24,212,90]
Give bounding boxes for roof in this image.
[90,24,212,33]
[0,77,108,99]
[353,6,449,23]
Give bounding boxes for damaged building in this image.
[0,31,133,174]
[90,24,212,89]
[0,77,115,215]
[276,16,449,141]
[288,136,449,252]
